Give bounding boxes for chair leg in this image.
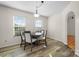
[31,43,33,52]
[45,39,47,47]
[20,42,22,47]
[24,42,26,50]
[20,40,23,47]
[37,39,39,46]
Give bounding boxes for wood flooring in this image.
[0,38,77,57]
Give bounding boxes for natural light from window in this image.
[13,16,26,36]
[35,20,43,28]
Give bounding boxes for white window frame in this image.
[13,16,26,36]
[35,20,43,28]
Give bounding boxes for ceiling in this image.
[0,1,70,17]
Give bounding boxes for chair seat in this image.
[22,37,25,40]
[38,37,45,40]
[26,38,37,43]
[42,37,45,39]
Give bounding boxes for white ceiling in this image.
[0,1,70,17]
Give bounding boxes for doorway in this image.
[67,11,75,51]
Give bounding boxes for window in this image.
[13,16,26,36]
[35,20,43,28]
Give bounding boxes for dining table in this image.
[31,32,42,39]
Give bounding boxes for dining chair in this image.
[23,31,37,52]
[38,30,47,47]
[20,31,25,46]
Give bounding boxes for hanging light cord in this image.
[36,1,44,14]
[34,1,44,17]
[36,1,44,9]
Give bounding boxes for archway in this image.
[67,11,75,51]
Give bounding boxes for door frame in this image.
[66,11,75,51]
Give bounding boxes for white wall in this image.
[48,13,64,43]
[0,5,48,48]
[48,2,79,56]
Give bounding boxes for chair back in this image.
[24,31,32,43]
[20,31,25,40]
[43,30,47,37]
[41,30,47,37]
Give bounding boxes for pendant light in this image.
[34,1,44,17]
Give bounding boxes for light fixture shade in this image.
[34,13,40,17]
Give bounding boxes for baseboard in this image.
[46,37,54,40]
[0,44,20,53]
[47,37,68,47]
[75,50,79,56]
